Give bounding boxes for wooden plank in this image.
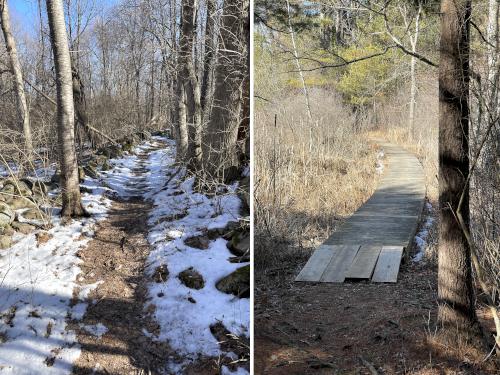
[320,245,360,282]
[295,245,337,282]
[371,246,404,283]
[345,245,382,279]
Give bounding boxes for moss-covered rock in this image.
[0,235,12,250]
[2,179,32,196]
[6,196,37,210]
[11,221,35,235]
[178,267,205,290]
[22,208,45,221]
[216,265,249,298]
[0,202,14,228]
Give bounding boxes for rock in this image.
[101,160,111,171]
[207,221,241,240]
[178,267,205,290]
[2,179,32,196]
[0,202,14,228]
[80,186,93,194]
[0,225,15,236]
[153,264,169,283]
[83,165,98,179]
[239,176,250,212]
[0,235,12,250]
[137,130,151,140]
[11,221,35,235]
[98,145,122,159]
[227,232,250,256]
[6,196,37,210]
[184,235,210,250]
[23,208,45,221]
[216,265,249,298]
[32,181,49,196]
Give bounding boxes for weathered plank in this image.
[345,245,382,279]
[295,141,425,283]
[320,245,360,282]
[371,246,404,283]
[295,245,337,282]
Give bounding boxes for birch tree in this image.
[46,0,86,218]
[0,0,34,155]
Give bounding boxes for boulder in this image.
[32,181,49,196]
[153,264,169,283]
[7,196,37,210]
[227,232,250,256]
[0,202,14,228]
[99,145,122,159]
[2,179,32,196]
[184,235,210,250]
[0,225,14,236]
[11,221,35,235]
[0,235,12,250]
[216,265,249,298]
[238,176,250,212]
[178,267,205,290]
[23,208,45,221]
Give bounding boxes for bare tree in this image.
[0,0,34,154]
[203,0,249,177]
[437,0,477,333]
[46,0,86,217]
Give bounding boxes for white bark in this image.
[46,0,85,217]
[0,0,34,154]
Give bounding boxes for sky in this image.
[8,0,119,37]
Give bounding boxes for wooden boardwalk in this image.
[296,142,426,283]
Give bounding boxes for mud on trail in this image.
[69,142,176,374]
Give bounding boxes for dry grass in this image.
[254,88,379,274]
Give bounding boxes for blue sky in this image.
[8,0,119,35]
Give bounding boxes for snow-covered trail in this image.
[0,136,249,374]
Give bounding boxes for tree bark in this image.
[46,0,86,218]
[183,0,202,171]
[201,0,217,123]
[438,0,477,332]
[202,0,249,177]
[0,0,34,155]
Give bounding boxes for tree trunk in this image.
[46,0,85,218]
[438,0,477,332]
[201,0,217,123]
[0,0,34,155]
[202,0,248,178]
[183,0,202,171]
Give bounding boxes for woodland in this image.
[0,0,250,373]
[254,0,499,373]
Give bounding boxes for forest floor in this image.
[254,204,498,374]
[0,136,250,375]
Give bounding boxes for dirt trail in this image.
[69,143,175,374]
